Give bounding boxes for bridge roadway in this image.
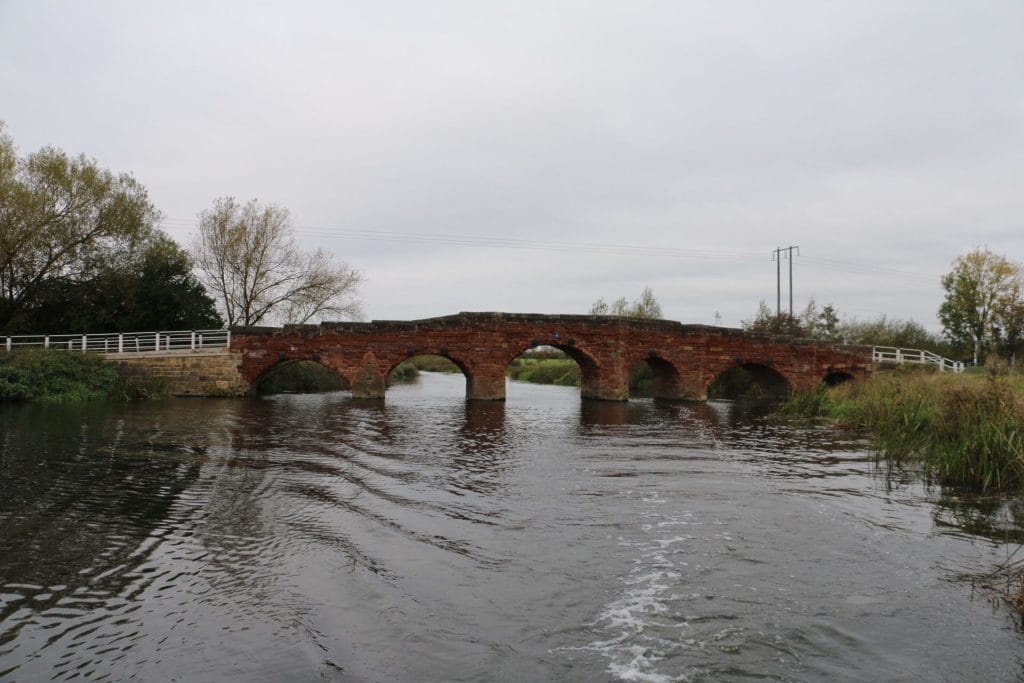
[231,312,871,401]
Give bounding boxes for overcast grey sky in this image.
[2,1,1021,329]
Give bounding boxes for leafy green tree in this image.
[993,301,1024,366]
[793,298,841,340]
[939,249,1023,365]
[0,123,160,332]
[816,304,841,341]
[589,286,663,319]
[18,234,222,333]
[838,316,946,351]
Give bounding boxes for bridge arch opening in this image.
[708,363,791,400]
[505,343,603,398]
[387,354,466,386]
[627,356,682,400]
[507,346,581,388]
[254,359,350,395]
[822,370,855,387]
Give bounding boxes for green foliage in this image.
[741,300,808,336]
[707,366,762,399]
[628,362,654,397]
[838,315,947,351]
[406,355,461,373]
[0,350,119,403]
[939,249,1023,365]
[255,360,348,394]
[388,361,420,384]
[0,123,164,333]
[21,233,222,333]
[590,286,663,319]
[507,358,581,386]
[389,355,462,384]
[743,298,951,357]
[781,370,1024,492]
[507,355,652,394]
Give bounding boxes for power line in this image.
[158,218,770,261]
[158,218,943,286]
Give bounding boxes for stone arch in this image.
[386,352,470,389]
[623,351,687,400]
[386,348,483,398]
[707,361,793,399]
[503,340,606,399]
[250,356,351,394]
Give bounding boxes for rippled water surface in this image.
[2,372,1024,681]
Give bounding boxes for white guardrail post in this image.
[872,346,964,374]
[0,329,230,355]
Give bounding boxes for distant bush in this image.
[407,355,461,373]
[388,355,461,385]
[388,361,419,384]
[507,358,580,386]
[707,366,762,399]
[256,360,348,394]
[0,350,120,403]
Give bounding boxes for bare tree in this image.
[589,286,663,319]
[192,197,362,327]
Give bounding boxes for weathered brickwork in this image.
[231,312,872,401]
[111,350,246,397]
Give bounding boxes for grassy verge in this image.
[0,349,122,403]
[507,358,581,386]
[506,358,656,395]
[780,368,1024,493]
[389,355,462,384]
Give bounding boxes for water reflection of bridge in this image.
[233,312,870,401]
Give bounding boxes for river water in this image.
[1,372,1023,682]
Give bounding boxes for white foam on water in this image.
[563,508,700,682]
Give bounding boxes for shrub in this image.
[0,350,120,403]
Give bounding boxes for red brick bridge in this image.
[230,312,871,401]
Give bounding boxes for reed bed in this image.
[782,369,1024,493]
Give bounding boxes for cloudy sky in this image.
[2,1,1021,329]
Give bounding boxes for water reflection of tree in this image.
[0,402,205,588]
[0,401,209,678]
[933,495,1024,545]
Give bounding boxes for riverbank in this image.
[0,349,126,402]
[781,368,1024,493]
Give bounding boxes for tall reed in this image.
[782,369,1024,492]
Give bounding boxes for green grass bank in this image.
[0,349,124,403]
[781,368,1024,493]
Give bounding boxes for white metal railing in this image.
[872,346,964,373]
[1,329,230,354]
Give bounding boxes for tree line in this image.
[741,250,1024,365]
[0,123,360,335]
[2,121,1019,365]
[595,253,1024,367]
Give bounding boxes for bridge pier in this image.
[581,370,628,402]
[652,369,707,401]
[351,352,386,399]
[467,366,506,400]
